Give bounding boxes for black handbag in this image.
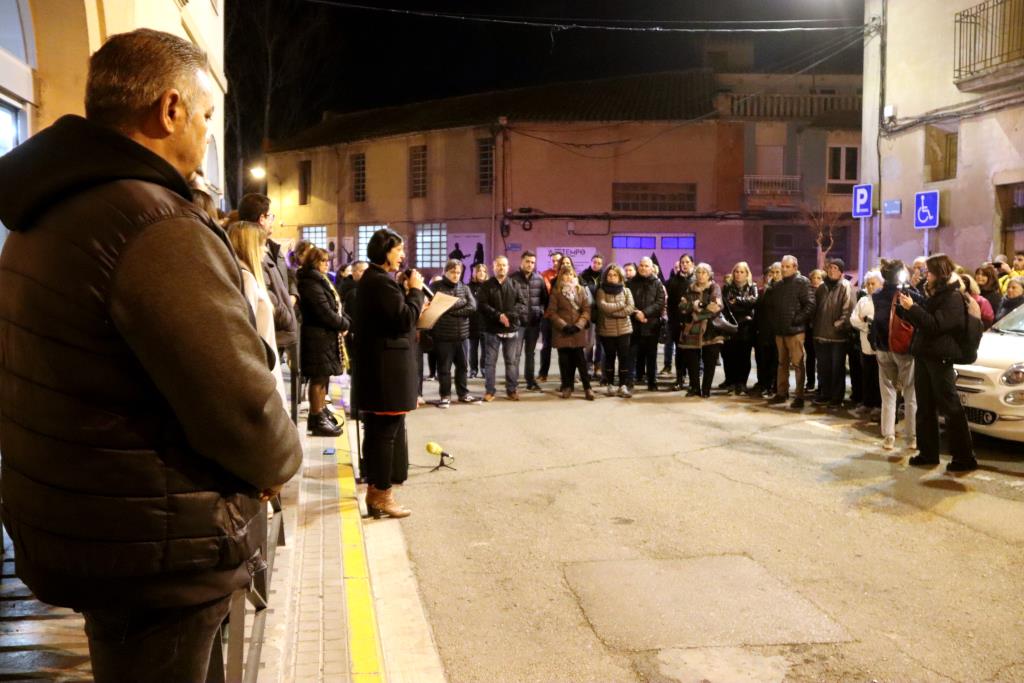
[711,313,738,337]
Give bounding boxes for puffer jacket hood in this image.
[0,115,191,231]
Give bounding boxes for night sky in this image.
[225,0,865,202]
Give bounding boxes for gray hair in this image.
[694,262,713,278]
[781,255,798,267]
[864,269,883,285]
[86,29,209,129]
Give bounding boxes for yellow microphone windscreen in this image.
[426,441,443,455]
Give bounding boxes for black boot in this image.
[322,408,341,427]
[307,411,342,437]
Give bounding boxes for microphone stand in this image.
[429,450,456,473]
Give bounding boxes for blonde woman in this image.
[546,265,594,400]
[721,261,758,394]
[228,221,286,401]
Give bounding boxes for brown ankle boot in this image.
[366,485,410,518]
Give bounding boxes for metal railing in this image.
[744,175,802,195]
[721,93,862,119]
[955,0,1024,81]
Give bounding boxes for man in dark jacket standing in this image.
[478,255,528,401]
[511,251,548,391]
[627,257,666,391]
[767,255,816,409]
[812,258,854,408]
[665,254,695,381]
[579,254,604,380]
[0,30,301,681]
[432,260,479,406]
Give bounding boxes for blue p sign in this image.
[852,184,872,218]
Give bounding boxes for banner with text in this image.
[539,246,598,273]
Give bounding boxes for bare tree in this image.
[800,191,847,269]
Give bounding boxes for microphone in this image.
[426,441,452,460]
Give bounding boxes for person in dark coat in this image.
[766,255,816,409]
[511,251,549,391]
[547,266,595,400]
[467,263,488,377]
[477,255,528,401]
[721,261,758,394]
[0,30,301,681]
[749,263,781,397]
[351,228,425,517]
[579,254,605,380]
[995,277,1023,321]
[664,254,695,379]
[627,257,666,391]
[432,260,479,406]
[298,248,350,437]
[897,254,977,474]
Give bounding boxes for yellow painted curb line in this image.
[336,429,386,683]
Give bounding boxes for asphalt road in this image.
[381,369,1024,683]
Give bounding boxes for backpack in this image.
[956,292,983,365]
[888,295,914,354]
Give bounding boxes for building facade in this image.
[267,69,863,280]
[861,0,1024,266]
[0,0,226,249]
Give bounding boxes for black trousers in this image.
[847,339,863,403]
[468,335,482,373]
[754,338,778,390]
[363,413,409,490]
[631,334,658,387]
[682,344,721,396]
[861,353,881,408]
[539,319,553,377]
[557,347,591,390]
[434,339,469,399]
[600,334,633,386]
[815,341,847,404]
[804,332,816,389]
[915,358,975,463]
[82,594,232,683]
[520,324,541,384]
[721,337,754,388]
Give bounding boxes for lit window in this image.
[409,145,427,198]
[415,222,447,268]
[611,235,657,250]
[358,224,387,261]
[477,138,494,194]
[612,183,696,212]
[661,235,696,250]
[351,153,366,202]
[301,225,328,250]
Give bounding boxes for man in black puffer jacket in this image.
[432,260,479,406]
[511,251,549,391]
[0,30,301,681]
[477,255,528,400]
[766,255,816,408]
[627,257,666,391]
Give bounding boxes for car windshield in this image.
[992,305,1024,334]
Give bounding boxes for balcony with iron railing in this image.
[744,175,802,196]
[717,93,862,120]
[955,0,1024,91]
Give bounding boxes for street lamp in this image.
[250,165,267,180]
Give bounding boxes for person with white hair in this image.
[849,270,883,421]
[677,262,726,398]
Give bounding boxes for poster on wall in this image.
[538,246,597,273]
[446,233,487,279]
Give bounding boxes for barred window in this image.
[301,225,328,250]
[477,138,494,194]
[298,160,312,205]
[409,145,427,198]
[358,224,387,261]
[415,222,447,268]
[612,183,696,212]
[351,152,366,202]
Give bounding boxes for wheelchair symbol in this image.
[916,195,934,225]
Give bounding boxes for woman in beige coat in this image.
[596,264,635,396]
[546,266,594,400]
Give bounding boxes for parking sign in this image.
[913,191,940,229]
[852,184,873,218]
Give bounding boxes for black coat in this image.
[754,280,777,343]
[297,267,350,378]
[871,285,923,352]
[767,273,816,336]
[723,281,758,341]
[627,274,666,337]
[431,278,476,342]
[900,284,966,362]
[263,239,298,348]
[0,115,301,609]
[995,295,1023,322]
[510,270,549,327]
[351,266,424,413]
[477,276,527,334]
[666,272,694,329]
[468,280,486,338]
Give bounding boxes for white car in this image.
[955,304,1024,443]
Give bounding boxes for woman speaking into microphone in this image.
[352,228,425,518]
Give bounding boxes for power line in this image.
[304,1,866,33]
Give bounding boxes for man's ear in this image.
[156,89,184,135]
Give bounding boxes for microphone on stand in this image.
[426,442,456,472]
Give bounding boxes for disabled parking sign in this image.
[913,191,940,229]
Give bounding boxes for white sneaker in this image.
[882,435,896,450]
[619,385,632,398]
[606,384,616,397]
[437,398,451,409]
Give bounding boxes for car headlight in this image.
[1005,391,1024,405]
[1001,364,1024,386]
